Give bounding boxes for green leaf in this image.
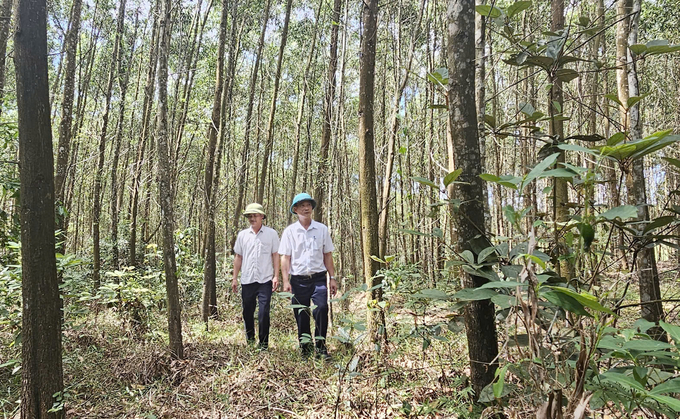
[506,0,531,18]
[475,4,502,18]
[622,340,674,352]
[412,289,450,301]
[522,153,559,191]
[540,168,578,178]
[478,246,497,263]
[484,114,496,128]
[452,287,498,301]
[663,157,680,171]
[542,290,591,317]
[629,44,647,55]
[427,68,448,86]
[557,143,599,156]
[411,176,438,189]
[545,286,614,315]
[479,280,526,289]
[480,173,500,182]
[627,94,649,109]
[555,68,579,82]
[599,372,646,391]
[493,364,510,398]
[607,132,626,146]
[444,169,463,187]
[642,216,675,235]
[651,378,680,395]
[605,93,623,107]
[660,321,680,345]
[648,395,680,412]
[519,102,536,116]
[599,205,638,221]
[577,222,595,249]
[398,228,430,237]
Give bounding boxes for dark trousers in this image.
[241,281,272,346]
[291,277,328,352]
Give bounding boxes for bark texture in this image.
[15,0,65,415]
[447,0,498,397]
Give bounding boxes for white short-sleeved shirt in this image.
[233,225,280,284]
[278,220,334,276]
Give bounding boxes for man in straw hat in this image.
[232,203,280,349]
[280,193,337,359]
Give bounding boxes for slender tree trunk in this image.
[15,0,64,415]
[288,0,323,224]
[157,0,184,359]
[202,0,229,323]
[129,0,161,266]
[447,0,498,397]
[257,0,292,203]
[624,0,666,339]
[377,0,425,258]
[313,0,342,222]
[110,8,137,270]
[92,0,126,289]
[231,0,272,247]
[358,0,383,345]
[54,0,82,254]
[0,0,13,112]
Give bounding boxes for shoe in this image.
[315,347,331,361]
[300,343,314,358]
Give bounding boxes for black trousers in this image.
[241,281,272,346]
[290,276,328,352]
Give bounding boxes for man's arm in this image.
[281,254,291,292]
[323,252,337,296]
[232,254,242,293]
[271,252,280,291]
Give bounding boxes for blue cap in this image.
[290,192,316,214]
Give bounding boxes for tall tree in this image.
[257,0,293,203]
[358,0,383,345]
[54,0,83,249]
[447,0,498,397]
[92,0,126,289]
[550,0,572,280]
[622,0,666,339]
[377,0,425,258]
[231,0,272,244]
[313,0,342,222]
[0,0,12,112]
[202,0,229,323]
[129,0,161,266]
[157,0,184,359]
[15,0,64,415]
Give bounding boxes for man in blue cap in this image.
[279,193,337,358]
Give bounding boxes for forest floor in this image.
[2,262,680,418]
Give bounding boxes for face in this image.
[246,213,264,228]
[294,201,313,217]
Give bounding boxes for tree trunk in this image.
[377,0,425,258]
[202,0,229,323]
[15,0,64,415]
[231,0,272,247]
[313,0,342,222]
[0,0,11,112]
[110,6,137,270]
[92,0,126,289]
[623,0,666,340]
[358,0,383,346]
[447,0,498,397]
[129,0,161,266]
[157,0,184,359]
[288,0,324,224]
[54,0,82,254]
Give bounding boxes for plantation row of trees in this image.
[2,0,680,416]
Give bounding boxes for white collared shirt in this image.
[233,225,280,284]
[278,220,334,276]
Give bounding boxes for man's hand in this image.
[272,277,279,291]
[283,281,291,293]
[231,279,239,294]
[329,278,338,296]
